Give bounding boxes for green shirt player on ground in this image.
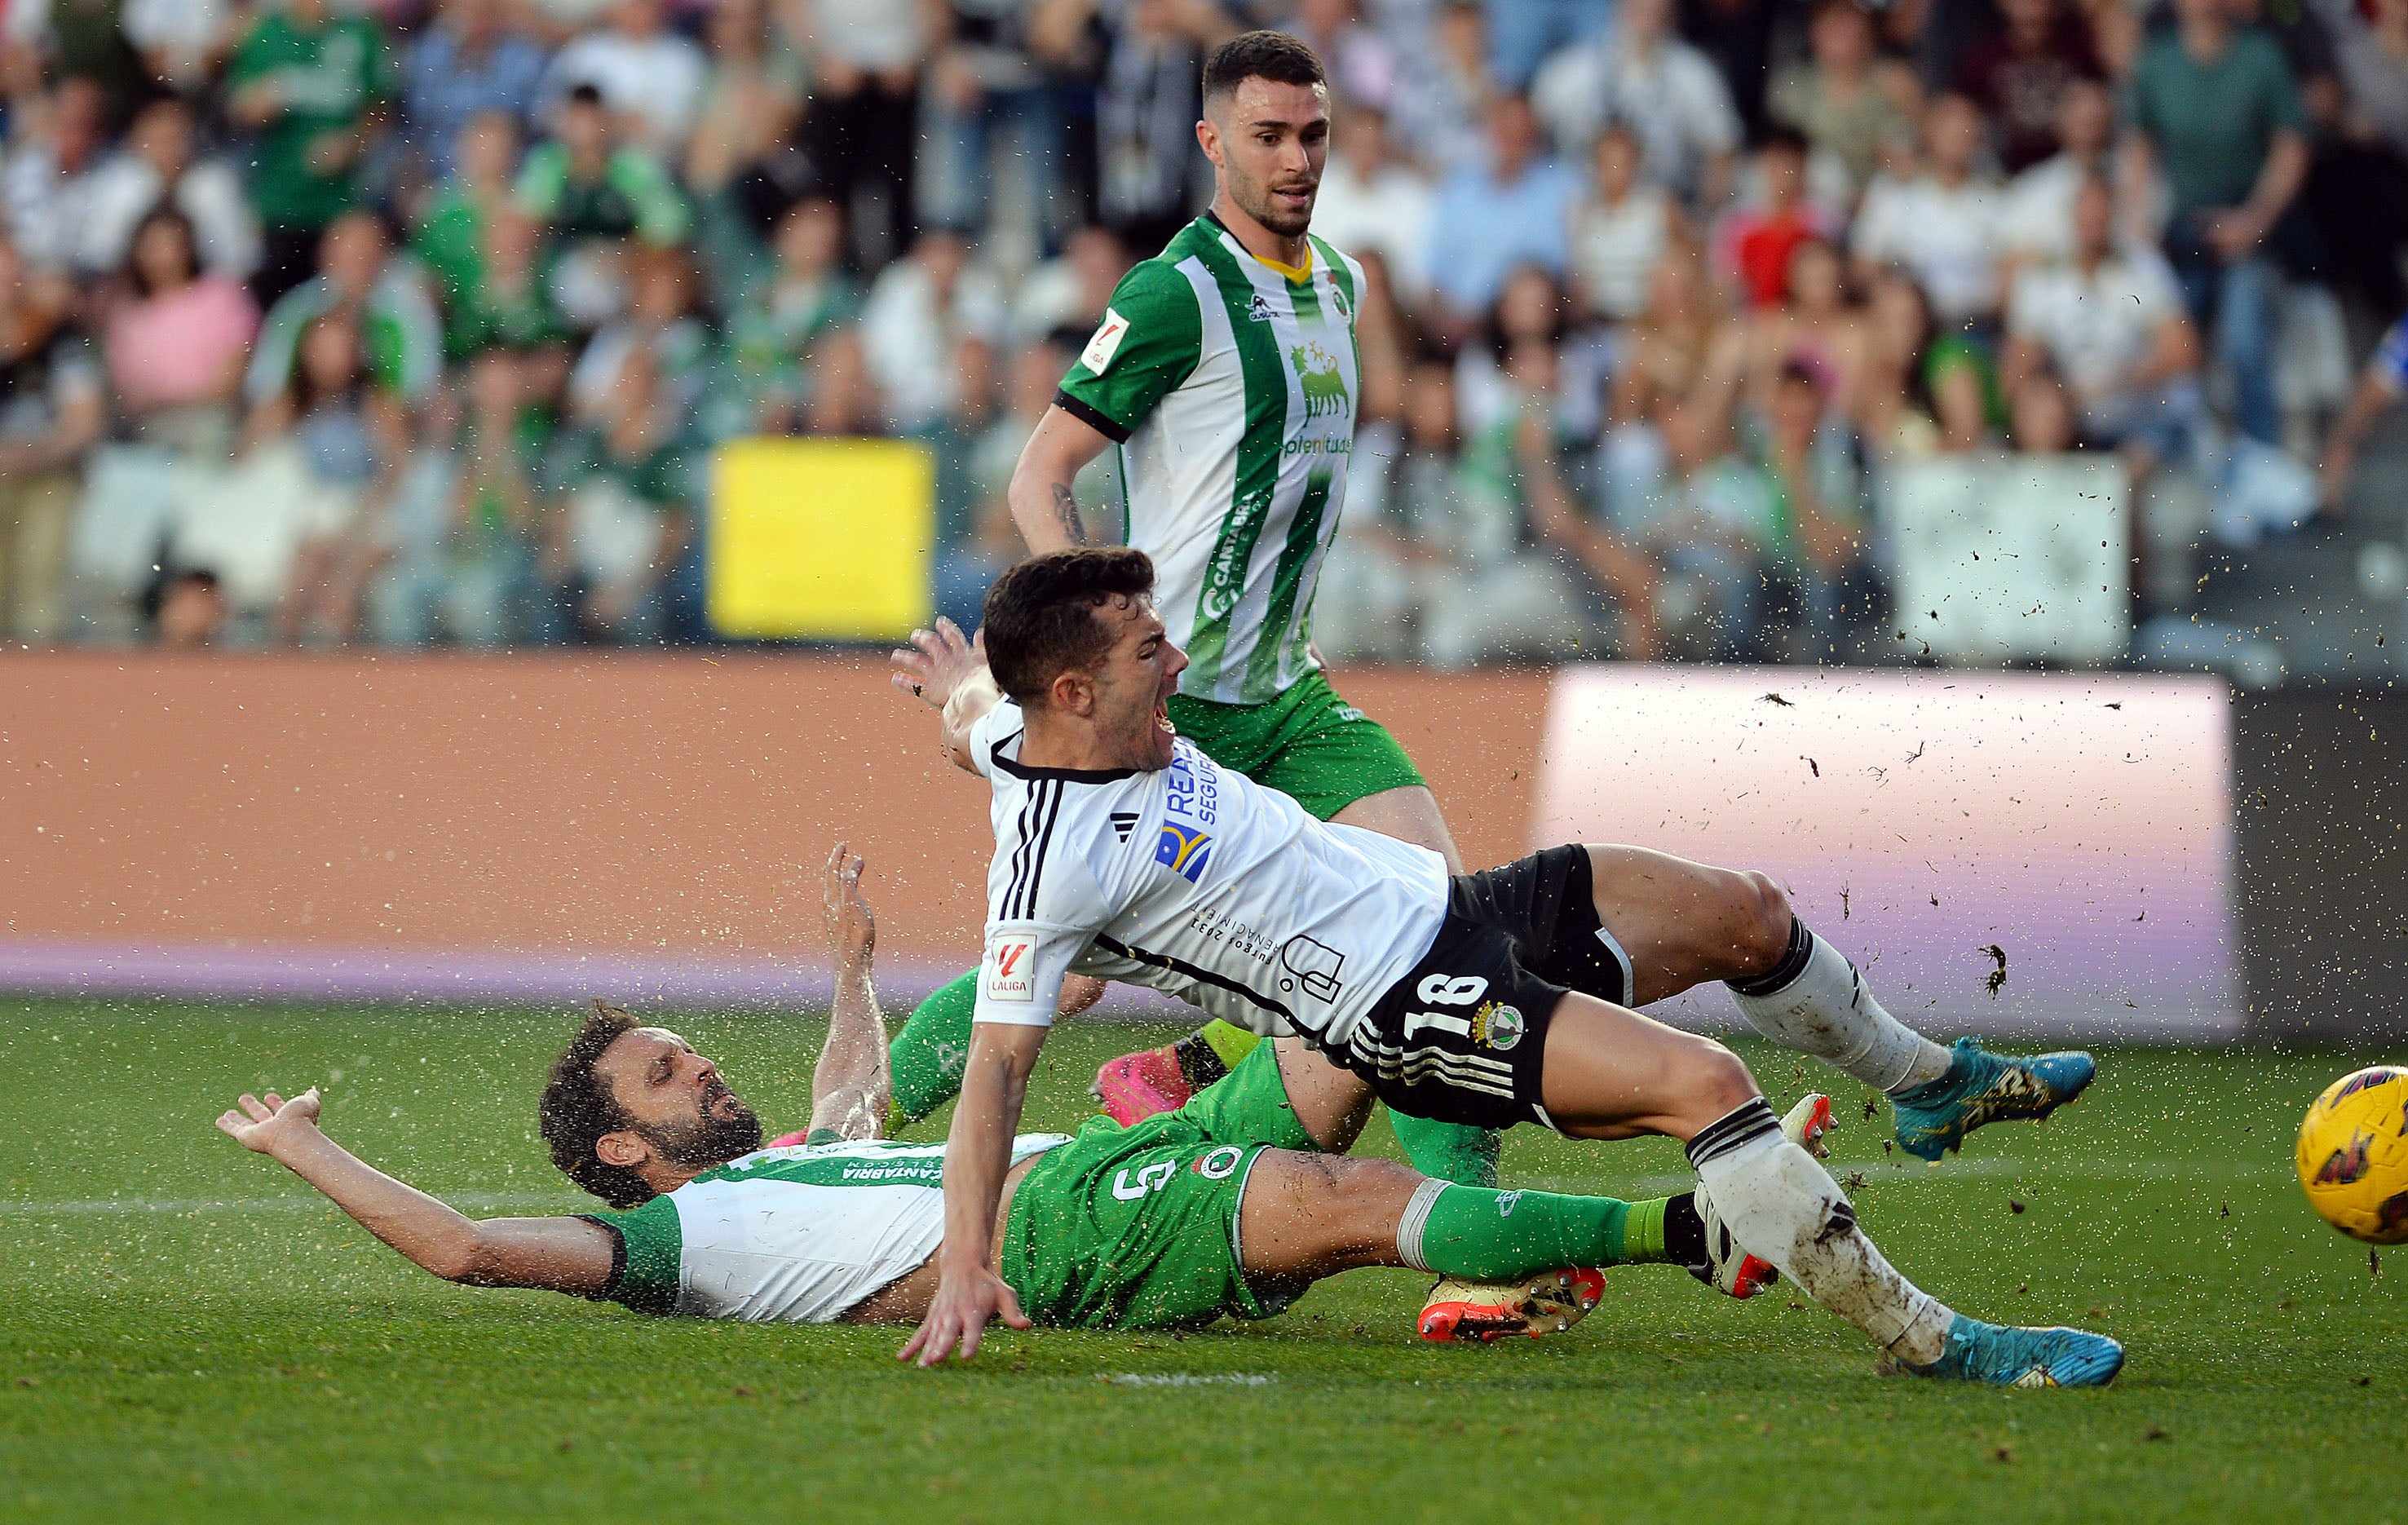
[873,32,1523,1338]
[212,845,1790,1341]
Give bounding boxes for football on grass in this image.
[2297,1067,2408,1244]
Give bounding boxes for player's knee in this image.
[1724,869,1795,977]
[1680,1039,1761,1125]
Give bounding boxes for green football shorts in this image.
[1000,1043,1320,1330]
[1166,668,1425,822]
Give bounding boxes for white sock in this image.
[1728,925,1951,1096]
[1686,1098,1955,1365]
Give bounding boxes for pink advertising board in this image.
[1531,667,2240,1041]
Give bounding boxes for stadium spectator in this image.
[682,0,807,210]
[725,197,862,434]
[226,0,394,310]
[2123,0,2309,446]
[941,338,1075,630]
[441,348,561,647]
[515,82,691,329]
[917,0,1070,259]
[414,113,528,341]
[246,210,445,417]
[1080,0,1234,260]
[2300,0,2408,314]
[1850,92,2008,328]
[1700,236,1867,427]
[3,0,154,126]
[859,228,1010,431]
[1754,358,1884,660]
[1716,126,1822,310]
[1425,91,1579,330]
[1856,265,1997,455]
[402,0,551,183]
[103,207,261,454]
[1310,100,1437,302]
[802,0,936,269]
[1482,0,1612,91]
[2317,0,2408,156]
[1007,223,1131,343]
[1386,0,1496,176]
[2,76,113,276]
[2317,312,2408,515]
[1571,122,1681,324]
[541,342,696,643]
[240,310,409,645]
[80,96,263,284]
[1769,0,1915,200]
[1955,0,2102,174]
[1285,0,1404,112]
[148,566,228,647]
[569,250,718,436]
[541,0,709,156]
[1530,0,1741,208]
[0,236,103,643]
[1999,75,2125,267]
[2002,175,2204,471]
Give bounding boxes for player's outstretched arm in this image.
[806,842,890,1143]
[898,1020,1045,1366]
[214,1088,614,1296]
[890,617,1001,773]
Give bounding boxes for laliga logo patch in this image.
[1192,1145,1244,1180]
[1081,307,1130,374]
[983,936,1036,1003]
[1154,822,1213,883]
[1473,1000,1525,1051]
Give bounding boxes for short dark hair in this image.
[982,548,1157,706]
[567,82,606,108]
[540,1001,652,1209]
[1202,31,1326,105]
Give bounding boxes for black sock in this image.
[1725,915,1813,997]
[1664,1191,1707,1273]
[1172,1030,1230,1090]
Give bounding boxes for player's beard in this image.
[639,1082,764,1168]
[1235,166,1316,238]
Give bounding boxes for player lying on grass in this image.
[211,845,1794,1334]
[898,547,2123,1386]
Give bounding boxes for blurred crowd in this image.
[0,0,2398,660]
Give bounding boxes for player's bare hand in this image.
[889,618,983,709]
[214,1088,323,1156]
[898,1262,1031,1366]
[823,842,875,970]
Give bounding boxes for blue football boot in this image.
[1889,1037,2096,1161]
[1904,1315,2125,1388]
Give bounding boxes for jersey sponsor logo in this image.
[1292,341,1350,419]
[1246,291,1275,323]
[1192,1144,1245,1180]
[983,935,1036,1002]
[1081,307,1130,374]
[1472,1001,1525,1051]
[1154,822,1213,883]
[1112,1160,1178,1200]
[1496,1190,1522,1218]
[1163,749,1218,826]
[1278,934,1346,1003]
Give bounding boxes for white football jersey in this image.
[588,1134,1072,1322]
[969,699,1450,1045]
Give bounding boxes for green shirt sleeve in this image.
[608,150,692,249]
[579,1196,682,1315]
[1054,259,1204,443]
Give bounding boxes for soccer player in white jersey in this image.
[211,846,1795,1337]
[898,549,2119,1386]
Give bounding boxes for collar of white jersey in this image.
[1204,210,1313,282]
[988,719,1143,784]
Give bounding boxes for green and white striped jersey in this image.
[1054,214,1364,706]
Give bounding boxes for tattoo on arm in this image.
[1050,482,1088,546]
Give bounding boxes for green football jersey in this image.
[1055,214,1365,706]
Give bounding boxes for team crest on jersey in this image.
[1329,282,1350,320]
[1154,822,1213,883]
[1192,1145,1244,1180]
[1472,1001,1525,1051]
[1246,291,1275,323]
[1292,342,1349,418]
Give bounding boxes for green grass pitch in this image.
[2,999,2403,1523]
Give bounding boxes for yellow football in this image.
[2296,1066,2408,1245]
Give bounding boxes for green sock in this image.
[1412,1185,1675,1281]
[885,971,978,1131]
[1200,1020,1261,1071]
[1390,1113,1502,1188]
